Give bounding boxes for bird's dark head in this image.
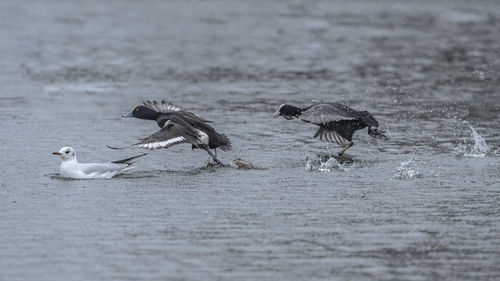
[273,104,302,120]
[122,106,159,120]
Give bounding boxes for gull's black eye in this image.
[66,151,70,154]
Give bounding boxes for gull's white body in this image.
[54,147,135,179]
[59,158,133,179]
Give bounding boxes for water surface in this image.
[1,0,499,280]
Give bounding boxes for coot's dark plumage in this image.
[273,103,387,155]
[121,100,231,165]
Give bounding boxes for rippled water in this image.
[1,0,499,280]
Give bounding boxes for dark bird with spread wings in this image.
[273,103,388,155]
[116,100,231,165]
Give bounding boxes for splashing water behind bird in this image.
[305,157,350,172]
[392,159,423,180]
[456,123,490,158]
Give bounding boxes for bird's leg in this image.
[338,141,354,156]
[204,147,224,166]
[207,149,217,163]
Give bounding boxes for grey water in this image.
[1,0,499,280]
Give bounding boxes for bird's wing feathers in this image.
[166,115,201,140]
[132,128,188,150]
[299,103,359,124]
[132,116,201,150]
[143,100,213,123]
[313,127,348,144]
[143,100,183,113]
[78,162,128,175]
[177,111,213,123]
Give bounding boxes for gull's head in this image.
[52,147,76,161]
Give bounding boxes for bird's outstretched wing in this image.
[143,100,183,113]
[132,117,202,150]
[132,127,187,150]
[313,127,348,144]
[143,100,213,123]
[299,103,360,124]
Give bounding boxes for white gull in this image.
[52,147,146,179]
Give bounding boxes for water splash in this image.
[305,157,350,172]
[392,159,423,180]
[455,123,490,157]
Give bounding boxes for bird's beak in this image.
[52,152,61,155]
[273,110,281,118]
[122,111,134,118]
